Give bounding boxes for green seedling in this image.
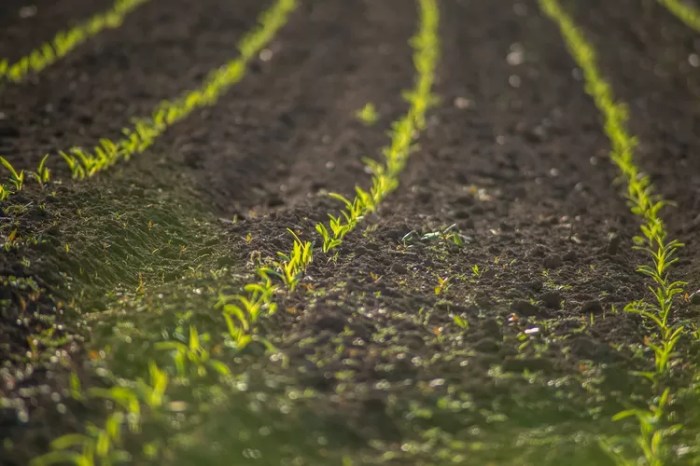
[33,362,167,466]
[0,156,25,192]
[402,224,469,247]
[452,314,469,330]
[434,276,450,296]
[356,102,379,125]
[259,229,312,291]
[315,222,343,253]
[156,326,229,378]
[30,154,51,188]
[471,264,482,278]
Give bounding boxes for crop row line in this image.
[32,0,440,463]
[540,0,689,464]
[57,0,297,180]
[0,0,296,202]
[657,0,700,32]
[0,0,149,84]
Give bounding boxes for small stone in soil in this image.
[474,338,500,353]
[510,299,539,316]
[581,300,604,314]
[543,255,562,269]
[541,291,562,309]
[690,290,700,305]
[524,280,544,292]
[607,234,621,255]
[562,250,576,261]
[311,314,347,333]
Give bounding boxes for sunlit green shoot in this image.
[0,156,25,192]
[356,102,379,125]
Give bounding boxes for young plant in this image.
[259,229,312,291]
[315,222,343,253]
[356,102,379,125]
[0,156,25,192]
[155,326,230,378]
[30,154,51,188]
[434,276,450,296]
[32,362,167,466]
[452,314,469,330]
[471,264,482,279]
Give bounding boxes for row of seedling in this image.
[32,0,441,463]
[1,0,297,203]
[0,155,50,201]
[540,0,689,464]
[316,0,439,253]
[60,0,297,180]
[0,0,149,84]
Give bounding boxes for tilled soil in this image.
[1,0,699,464]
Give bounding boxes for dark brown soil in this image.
[1,0,699,464]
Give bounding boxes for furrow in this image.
[540,0,689,464]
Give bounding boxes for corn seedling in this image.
[0,156,25,192]
[260,229,313,291]
[434,276,450,296]
[540,0,688,463]
[452,314,469,330]
[657,0,700,32]
[155,326,230,378]
[356,102,379,125]
[471,264,482,279]
[30,154,52,189]
[56,0,297,180]
[315,0,439,254]
[0,0,149,84]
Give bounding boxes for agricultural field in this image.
[0,0,699,464]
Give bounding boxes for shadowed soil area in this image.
[1,0,699,464]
